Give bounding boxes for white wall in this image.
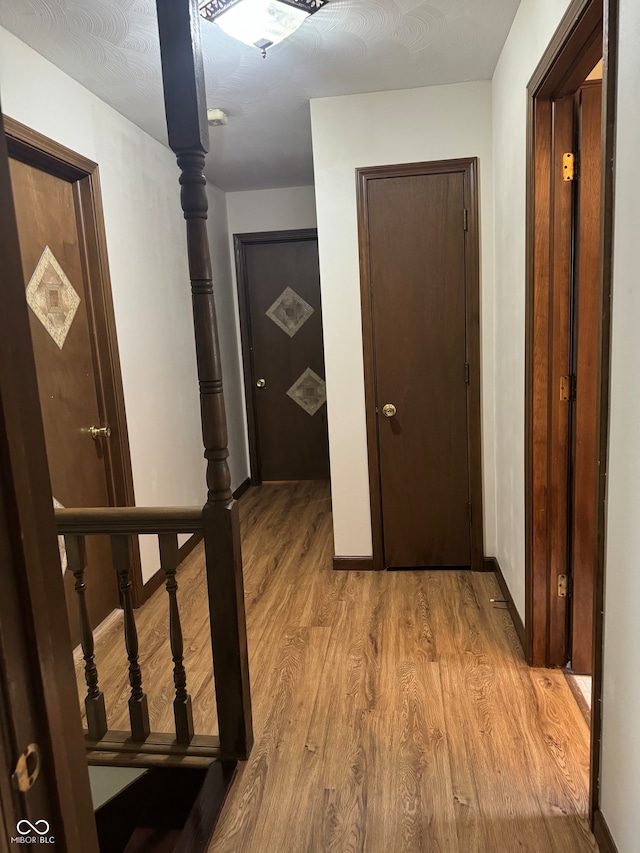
[0,27,205,582]
[88,767,145,810]
[310,82,495,559]
[223,186,318,479]
[226,185,317,236]
[491,0,573,617]
[600,0,640,847]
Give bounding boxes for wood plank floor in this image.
[79,482,597,852]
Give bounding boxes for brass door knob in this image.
[256,378,266,388]
[89,425,111,439]
[382,403,397,418]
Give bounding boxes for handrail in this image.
[55,506,203,536]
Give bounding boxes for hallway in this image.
[82,482,596,851]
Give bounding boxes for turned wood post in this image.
[159,532,194,745]
[155,0,253,759]
[66,534,108,740]
[111,535,150,742]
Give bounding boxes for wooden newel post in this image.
[155,0,253,759]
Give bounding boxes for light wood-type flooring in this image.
[80,482,597,852]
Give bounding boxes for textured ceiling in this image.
[0,0,521,190]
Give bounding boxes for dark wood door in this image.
[0,110,99,851]
[8,155,119,641]
[240,233,329,481]
[365,170,473,568]
[547,94,576,667]
[570,81,602,675]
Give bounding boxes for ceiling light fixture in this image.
[199,0,328,57]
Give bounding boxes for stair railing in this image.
[59,0,257,769]
[56,505,244,767]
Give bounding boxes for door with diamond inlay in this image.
[236,230,329,481]
[7,122,139,644]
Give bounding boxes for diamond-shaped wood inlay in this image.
[265,286,314,338]
[26,246,80,349]
[286,368,326,416]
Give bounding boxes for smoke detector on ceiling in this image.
[207,109,229,126]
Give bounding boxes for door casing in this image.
[524,0,618,828]
[4,117,144,605]
[0,105,99,853]
[356,158,484,572]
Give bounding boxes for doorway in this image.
[5,118,141,640]
[526,64,605,676]
[524,0,618,836]
[235,229,329,482]
[357,159,484,571]
[525,4,609,670]
[0,108,99,850]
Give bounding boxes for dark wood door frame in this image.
[234,228,320,484]
[357,158,484,572]
[524,0,618,832]
[570,78,603,675]
[3,117,144,606]
[0,104,99,852]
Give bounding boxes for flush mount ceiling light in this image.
[199,0,328,57]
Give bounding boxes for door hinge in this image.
[557,573,572,598]
[562,152,576,182]
[559,374,577,401]
[465,362,470,385]
[463,209,468,231]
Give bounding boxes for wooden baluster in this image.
[158,533,194,744]
[66,534,108,741]
[111,535,150,742]
[156,0,253,759]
